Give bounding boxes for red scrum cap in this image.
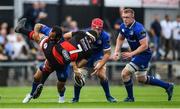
[91,18,103,30]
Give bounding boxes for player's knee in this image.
[121,69,131,80]
[97,67,107,80]
[98,74,106,80]
[33,69,42,82]
[137,76,146,83]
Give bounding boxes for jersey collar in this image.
[129,20,136,29]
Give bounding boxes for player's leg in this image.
[56,65,70,103]
[22,69,42,103]
[33,60,54,98]
[136,71,174,101]
[121,62,137,102]
[96,63,117,102]
[57,81,66,103]
[15,18,34,37]
[23,60,53,103]
[71,84,82,103]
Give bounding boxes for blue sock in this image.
[100,79,111,97]
[146,76,170,89]
[30,82,39,96]
[59,87,66,97]
[124,79,134,99]
[74,85,82,99]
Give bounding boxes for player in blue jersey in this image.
[70,18,117,103]
[112,8,174,102]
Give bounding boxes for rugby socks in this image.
[74,85,82,100]
[100,79,111,97]
[124,79,134,99]
[30,82,39,96]
[146,76,170,89]
[59,87,66,97]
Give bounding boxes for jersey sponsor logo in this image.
[129,30,134,35]
[140,31,146,37]
[43,43,48,49]
[62,49,70,61]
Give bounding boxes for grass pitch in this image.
[0,85,180,108]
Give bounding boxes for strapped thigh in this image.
[124,62,138,73]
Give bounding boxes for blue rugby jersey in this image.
[92,30,111,57]
[119,21,152,69]
[119,21,152,55]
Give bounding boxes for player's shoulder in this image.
[119,23,126,29]
[133,21,145,32]
[134,22,144,28]
[101,30,110,39]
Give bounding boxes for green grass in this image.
[0,85,180,108]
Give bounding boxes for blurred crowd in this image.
[0,2,179,62]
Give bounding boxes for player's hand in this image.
[121,52,133,60]
[111,52,120,61]
[91,62,102,76]
[74,69,82,79]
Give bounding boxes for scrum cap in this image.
[91,18,103,30]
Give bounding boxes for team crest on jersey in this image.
[97,40,102,44]
[129,30,134,35]
[43,43,48,49]
[122,29,125,33]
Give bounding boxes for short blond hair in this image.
[123,8,135,17]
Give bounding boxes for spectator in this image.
[22,2,40,30]
[0,28,7,45]
[160,15,173,60]
[150,14,162,60]
[172,15,180,60]
[61,16,72,32]
[0,22,8,30]
[11,34,29,60]
[113,7,123,45]
[36,1,48,24]
[69,20,79,32]
[114,7,123,31]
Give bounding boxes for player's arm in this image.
[31,32,47,44]
[34,23,44,33]
[115,33,125,53]
[63,31,84,40]
[112,33,125,61]
[71,61,83,78]
[130,37,148,56]
[34,23,52,36]
[121,29,148,59]
[77,59,88,68]
[63,32,73,40]
[94,49,111,72]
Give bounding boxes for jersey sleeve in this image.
[118,24,125,38]
[102,33,111,51]
[136,25,147,40]
[40,25,52,36]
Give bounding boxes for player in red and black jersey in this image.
[15,18,98,103]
